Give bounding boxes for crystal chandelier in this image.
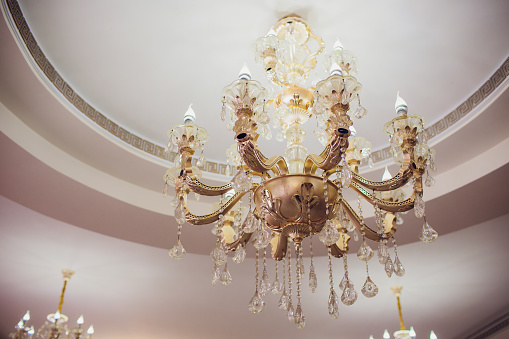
[369,286,437,339]
[164,16,438,328]
[10,270,94,339]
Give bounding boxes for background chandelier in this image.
[369,286,437,339]
[10,269,94,339]
[164,16,438,329]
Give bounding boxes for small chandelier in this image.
[369,286,437,339]
[10,269,94,339]
[164,16,438,328]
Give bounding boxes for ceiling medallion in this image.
[164,16,438,328]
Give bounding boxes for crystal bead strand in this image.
[384,238,395,278]
[294,244,305,329]
[308,235,317,293]
[392,238,405,277]
[248,250,265,314]
[327,247,340,319]
[340,254,358,306]
[287,247,295,323]
[271,260,282,294]
[169,191,186,260]
[260,248,270,296]
[279,250,289,310]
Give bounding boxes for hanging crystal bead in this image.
[197,151,206,168]
[384,256,394,277]
[261,125,272,140]
[425,171,436,187]
[211,264,220,285]
[252,225,271,250]
[247,291,265,314]
[220,264,233,286]
[338,275,352,291]
[378,241,389,264]
[168,242,186,260]
[341,88,349,104]
[309,264,317,293]
[395,212,404,225]
[231,169,252,193]
[390,134,402,148]
[414,194,425,218]
[233,245,246,264]
[361,276,379,298]
[419,220,438,243]
[393,255,405,277]
[225,165,231,176]
[278,290,289,310]
[341,285,358,306]
[260,268,271,296]
[341,159,353,188]
[221,100,226,121]
[294,304,305,329]
[174,200,186,225]
[354,104,367,119]
[328,288,340,319]
[241,213,256,233]
[271,276,283,295]
[318,220,340,246]
[357,239,374,261]
[352,231,359,241]
[210,244,227,266]
[287,300,295,323]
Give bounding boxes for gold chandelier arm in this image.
[303,132,347,173]
[349,181,416,213]
[183,189,250,225]
[237,139,289,176]
[329,243,346,258]
[184,176,234,196]
[223,232,253,252]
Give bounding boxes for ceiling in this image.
[0,0,508,338]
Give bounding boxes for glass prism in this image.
[210,244,227,266]
[357,240,374,261]
[168,242,186,260]
[309,265,317,293]
[231,169,252,193]
[419,221,438,243]
[385,256,394,277]
[341,286,358,306]
[328,288,340,319]
[361,276,378,298]
[278,290,289,310]
[232,245,246,264]
[247,291,265,314]
[394,255,406,277]
[220,265,232,286]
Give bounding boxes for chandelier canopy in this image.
[10,270,94,339]
[164,16,438,329]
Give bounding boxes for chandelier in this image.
[10,270,94,339]
[164,16,438,329]
[369,286,437,339]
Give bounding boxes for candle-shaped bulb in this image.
[87,325,95,335]
[383,329,390,339]
[23,311,30,321]
[382,167,392,181]
[183,104,196,124]
[430,330,437,339]
[333,39,344,51]
[17,320,24,328]
[349,126,357,137]
[28,326,35,335]
[329,62,342,76]
[395,91,408,115]
[238,62,252,81]
[266,28,276,37]
[54,311,61,321]
[409,326,416,337]
[77,315,84,325]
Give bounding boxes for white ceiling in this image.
[1,0,509,338]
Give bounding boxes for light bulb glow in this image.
[77,315,84,325]
[87,325,95,334]
[382,166,392,181]
[183,104,195,124]
[333,39,344,51]
[238,62,252,80]
[17,320,24,328]
[430,330,437,339]
[28,326,34,335]
[383,329,390,338]
[395,91,408,115]
[54,311,61,320]
[23,311,30,321]
[409,326,416,337]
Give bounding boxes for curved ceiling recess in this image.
[2,0,509,179]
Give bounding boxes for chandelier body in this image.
[165,16,438,328]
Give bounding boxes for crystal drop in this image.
[211,264,220,285]
[276,132,285,142]
[233,246,246,264]
[318,220,341,246]
[354,104,367,119]
[337,204,349,225]
[339,275,353,291]
[341,160,353,188]
[170,196,179,208]
[194,192,200,201]
[261,125,272,140]
[309,265,318,293]
[394,255,406,277]
[168,242,186,260]
[287,300,295,323]
[313,127,328,146]
[341,89,350,104]
[357,240,374,261]
[368,157,374,168]
[231,169,252,193]
[241,214,257,233]
[425,173,436,187]
[414,194,425,218]
[247,291,265,314]
[210,244,227,266]
[278,290,289,310]
[197,152,206,168]
[225,165,231,176]
[361,276,379,298]
[174,200,186,225]
[221,103,226,121]
[390,134,402,147]
[352,231,359,242]
[252,226,272,250]
[220,264,233,286]
[419,221,438,243]
[258,112,270,125]
[374,205,385,229]
[378,241,389,264]
[395,212,404,225]
[271,277,283,294]
[328,288,340,319]
[384,256,394,277]
[260,268,271,296]
[341,285,358,306]
[174,154,182,168]
[294,304,305,329]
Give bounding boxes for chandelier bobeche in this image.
[164,16,438,328]
[10,270,94,339]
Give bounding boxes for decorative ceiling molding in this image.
[3,0,509,176]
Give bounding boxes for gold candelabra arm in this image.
[183,176,234,196]
[304,131,348,173]
[236,137,289,175]
[352,168,412,192]
[341,199,396,242]
[222,231,253,252]
[350,181,416,213]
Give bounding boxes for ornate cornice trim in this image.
[3,0,509,175]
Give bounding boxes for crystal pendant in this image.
[211,264,220,285]
[414,194,425,218]
[225,165,231,176]
[419,221,438,243]
[168,242,186,260]
[341,88,349,104]
[394,255,406,277]
[357,240,374,261]
[260,268,271,296]
[390,134,402,147]
[361,276,379,298]
[261,125,272,140]
[318,220,341,246]
[197,152,206,168]
[258,112,270,125]
[294,304,305,329]
[341,285,358,306]
[378,241,389,264]
[287,300,295,323]
[352,231,359,241]
[221,103,226,121]
[354,104,367,119]
[374,205,385,229]
[384,256,394,277]
[233,245,246,264]
[338,275,352,291]
[220,264,232,286]
[278,290,289,310]
[276,131,285,142]
[395,212,404,225]
[231,169,252,193]
[174,200,186,225]
[328,288,340,319]
[210,244,227,266]
[425,173,436,187]
[271,277,283,294]
[313,127,328,146]
[341,160,353,188]
[253,226,272,250]
[241,214,257,233]
[309,265,318,293]
[247,291,265,314]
